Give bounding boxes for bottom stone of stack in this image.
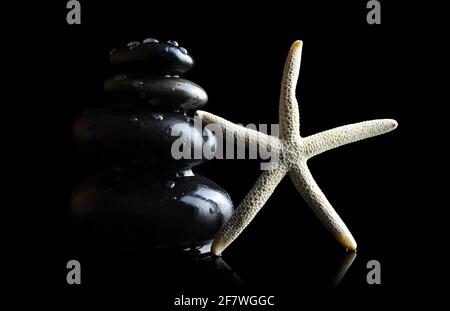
[70,168,233,253]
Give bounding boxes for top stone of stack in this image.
[110,38,194,75]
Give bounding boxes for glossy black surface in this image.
[110,39,194,75]
[70,168,233,251]
[104,74,208,110]
[73,106,217,169]
[8,1,414,303]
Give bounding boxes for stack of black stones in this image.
[71,38,233,255]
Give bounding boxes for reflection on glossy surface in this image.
[70,248,246,290]
[330,251,357,287]
[197,255,246,289]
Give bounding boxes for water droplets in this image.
[179,47,188,55]
[127,41,140,49]
[130,116,139,123]
[166,180,175,189]
[143,37,159,44]
[167,40,179,47]
[133,80,144,88]
[170,87,176,92]
[152,114,164,121]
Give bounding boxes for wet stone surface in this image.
[104,74,208,110]
[70,168,233,251]
[110,39,194,75]
[72,37,233,253]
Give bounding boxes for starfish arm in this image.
[279,40,303,140]
[212,165,288,255]
[302,119,398,159]
[289,162,357,251]
[195,110,282,150]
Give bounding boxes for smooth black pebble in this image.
[110,40,194,75]
[70,168,233,251]
[104,74,208,110]
[73,106,217,169]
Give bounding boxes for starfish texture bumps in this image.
[196,40,397,256]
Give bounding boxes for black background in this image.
[3,0,427,307]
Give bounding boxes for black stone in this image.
[73,106,216,170]
[110,40,194,75]
[70,168,233,251]
[104,74,208,110]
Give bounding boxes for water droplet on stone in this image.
[130,116,139,123]
[166,180,175,189]
[179,47,188,54]
[143,37,159,43]
[133,81,144,88]
[170,87,175,92]
[172,195,178,200]
[153,114,164,121]
[127,41,140,49]
[167,40,179,47]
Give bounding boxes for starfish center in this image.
[281,140,303,168]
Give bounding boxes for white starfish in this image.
[196,40,397,256]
